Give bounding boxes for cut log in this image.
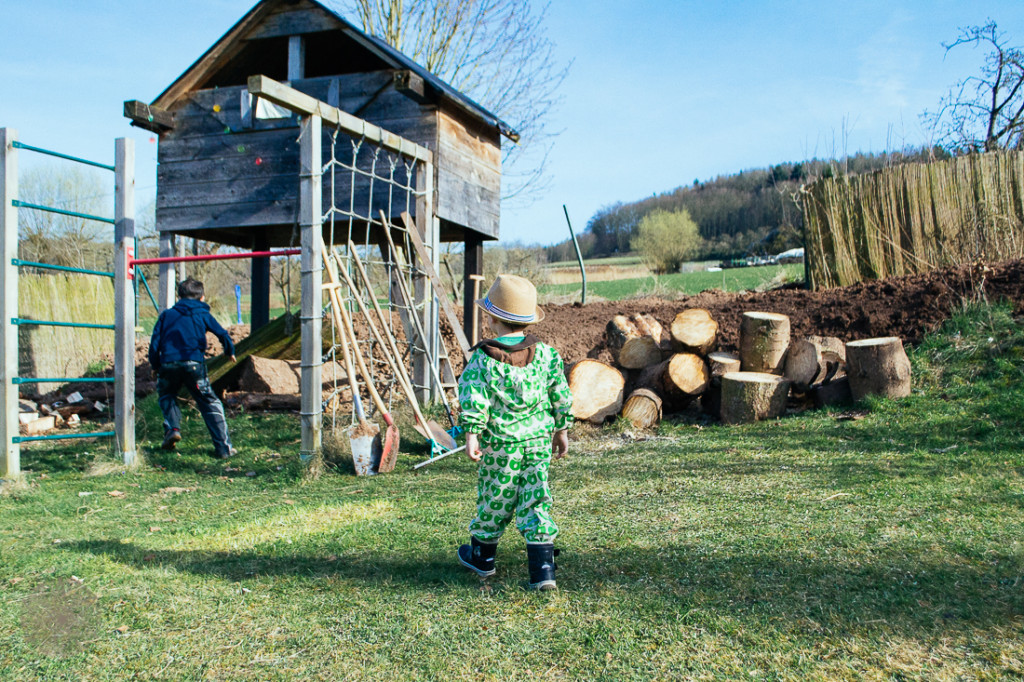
[224,392,302,411]
[707,351,741,379]
[662,352,710,404]
[635,353,709,410]
[845,337,911,401]
[622,389,662,429]
[739,312,790,374]
[702,351,740,416]
[606,314,664,369]
[670,308,719,355]
[568,359,625,424]
[811,376,853,408]
[785,335,846,393]
[720,371,791,424]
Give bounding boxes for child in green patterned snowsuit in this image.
[456,274,573,590]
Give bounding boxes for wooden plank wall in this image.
[157,73,435,239]
[157,71,503,242]
[801,151,1024,288]
[436,110,501,239]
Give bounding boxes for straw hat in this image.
[475,274,545,325]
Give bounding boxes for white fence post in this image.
[299,114,322,461]
[0,129,19,479]
[114,138,136,465]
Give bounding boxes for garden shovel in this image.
[321,240,399,472]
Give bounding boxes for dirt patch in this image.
[531,260,1024,367]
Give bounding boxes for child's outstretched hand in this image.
[465,433,483,462]
[552,429,569,460]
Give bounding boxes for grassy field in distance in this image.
[540,262,804,301]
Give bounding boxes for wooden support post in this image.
[157,232,174,311]
[287,36,305,82]
[464,233,483,345]
[176,236,186,282]
[251,231,271,330]
[1,129,20,478]
[412,160,436,403]
[468,274,484,346]
[114,138,137,466]
[299,114,322,461]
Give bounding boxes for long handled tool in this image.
[336,243,456,451]
[321,240,400,472]
[332,289,380,476]
[378,210,459,432]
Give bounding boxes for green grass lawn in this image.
[1,301,1022,680]
[541,263,804,300]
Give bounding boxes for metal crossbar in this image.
[13,431,115,444]
[136,269,159,312]
[12,318,114,330]
[12,258,114,278]
[11,199,115,225]
[13,377,115,385]
[11,140,115,171]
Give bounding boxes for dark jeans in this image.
[156,361,232,455]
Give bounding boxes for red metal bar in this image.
[130,249,301,266]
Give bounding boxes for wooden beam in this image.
[298,113,322,462]
[1,129,20,478]
[393,70,428,103]
[401,212,471,361]
[123,100,174,134]
[113,138,137,466]
[247,75,433,163]
[464,234,483,346]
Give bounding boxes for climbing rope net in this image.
[320,125,439,433]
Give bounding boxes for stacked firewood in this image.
[567,309,911,428]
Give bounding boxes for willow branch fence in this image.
[801,151,1024,289]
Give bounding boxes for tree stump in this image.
[784,335,846,393]
[669,308,719,355]
[739,312,790,373]
[622,389,662,429]
[568,359,625,424]
[720,371,791,424]
[701,351,741,416]
[606,314,664,369]
[845,337,911,401]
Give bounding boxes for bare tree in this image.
[17,165,112,269]
[336,0,570,201]
[924,21,1024,153]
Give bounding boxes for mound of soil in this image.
[531,259,1024,367]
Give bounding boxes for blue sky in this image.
[1,1,1022,245]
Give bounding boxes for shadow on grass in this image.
[63,537,1023,636]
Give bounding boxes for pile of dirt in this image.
[531,259,1024,367]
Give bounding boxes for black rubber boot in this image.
[457,537,497,577]
[527,543,558,591]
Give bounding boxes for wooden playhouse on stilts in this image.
[125,0,516,463]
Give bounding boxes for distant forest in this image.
[543,147,950,263]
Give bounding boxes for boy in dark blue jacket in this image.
[149,278,237,458]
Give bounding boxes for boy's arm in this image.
[457,352,490,437]
[547,348,574,432]
[148,314,164,371]
[204,312,236,361]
